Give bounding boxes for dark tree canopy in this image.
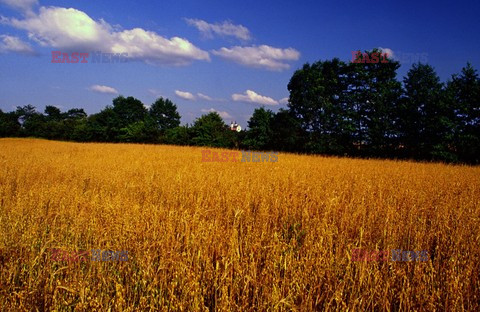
[112,96,148,128]
[243,107,274,150]
[190,112,234,148]
[400,63,451,160]
[45,106,62,121]
[149,97,181,132]
[445,63,480,163]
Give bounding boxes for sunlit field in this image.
[0,138,479,311]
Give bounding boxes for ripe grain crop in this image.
[0,138,479,311]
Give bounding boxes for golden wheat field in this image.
[0,138,479,311]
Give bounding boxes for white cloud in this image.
[0,35,35,54]
[185,18,251,41]
[201,108,232,120]
[89,84,118,94]
[174,90,225,102]
[232,90,278,106]
[279,97,289,104]
[175,90,196,100]
[0,0,38,14]
[113,28,210,66]
[212,44,300,71]
[378,47,394,58]
[2,6,210,65]
[197,93,212,101]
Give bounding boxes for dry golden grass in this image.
[0,138,479,311]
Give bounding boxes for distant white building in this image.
[230,121,241,132]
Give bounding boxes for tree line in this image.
[1,50,479,164]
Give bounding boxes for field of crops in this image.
[0,138,479,311]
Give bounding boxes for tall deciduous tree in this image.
[288,58,353,154]
[269,109,305,152]
[190,112,233,147]
[400,63,455,161]
[112,96,147,128]
[446,63,480,163]
[244,107,274,150]
[44,106,62,121]
[0,110,21,137]
[15,105,47,137]
[149,97,181,132]
[84,107,119,142]
[346,49,402,157]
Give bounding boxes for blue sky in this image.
[0,0,479,127]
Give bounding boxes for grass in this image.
[0,138,479,311]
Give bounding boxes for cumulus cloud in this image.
[201,108,232,120]
[0,0,38,14]
[175,90,196,100]
[2,6,210,65]
[0,35,35,54]
[89,84,118,94]
[185,18,251,41]
[279,97,289,104]
[232,90,278,106]
[212,44,300,71]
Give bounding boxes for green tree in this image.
[64,108,87,120]
[60,108,87,141]
[400,63,455,161]
[118,121,151,142]
[84,107,119,142]
[346,49,402,157]
[112,96,147,129]
[44,106,62,121]
[163,126,192,145]
[288,57,377,155]
[15,104,37,126]
[244,107,274,150]
[149,97,181,132]
[269,109,305,152]
[288,59,351,154]
[42,106,65,140]
[0,110,21,137]
[190,112,232,147]
[16,105,47,137]
[446,63,480,164]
